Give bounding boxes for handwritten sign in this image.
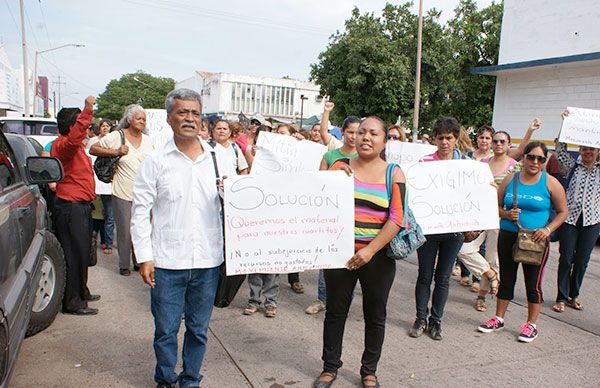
[224,171,354,275]
[405,160,499,234]
[250,132,327,175]
[385,141,437,168]
[560,107,600,148]
[145,109,172,149]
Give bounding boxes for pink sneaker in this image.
[518,322,538,343]
[478,316,504,333]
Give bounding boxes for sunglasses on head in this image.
[386,134,400,140]
[250,120,261,126]
[525,154,547,163]
[492,139,507,144]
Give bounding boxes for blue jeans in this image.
[556,219,600,302]
[415,233,464,322]
[151,267,219,387]
[100,194,114,247]
[318,269,327,303]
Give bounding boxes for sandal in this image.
[362,375,380,388]
[488,272,499,295]
[475,296,487,312]
[291,282,305,294]
[553,301,566,313]
[103,247,112,254]
[567,298,583,311]
[313,372,337,388]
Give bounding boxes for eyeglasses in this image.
[250,120,261,126]
[386,134,401,140]
[492,139,507,144]
[525,154,547,163]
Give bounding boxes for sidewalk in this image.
[11,243,600,387]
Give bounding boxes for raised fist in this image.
[324,101,335,112]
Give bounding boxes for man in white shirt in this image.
[131,88,234,388]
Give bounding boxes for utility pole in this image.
[412,0,424,142]
[19,0,30,117]
[53,91,56,117]
[53,76,66,110]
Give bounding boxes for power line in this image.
[122,0,330,36]
[3,0,21,35]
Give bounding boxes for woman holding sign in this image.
[409,117,469,341]
[314,116,406,388]
[552,110,600,313]
[478,142,567,342]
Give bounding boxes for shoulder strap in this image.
[386,163,410,228]
[512,172,518,209]
[119,129,125,145]
[209,150,224,209]
[231,142,239,158]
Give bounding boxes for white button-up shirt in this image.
[131,137,235,270]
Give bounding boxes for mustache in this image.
[181,123,197,129]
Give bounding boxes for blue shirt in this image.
[500,172,552,232]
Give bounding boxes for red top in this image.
[51,107,95,202]
[235,133,248,153]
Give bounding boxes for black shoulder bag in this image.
[210,150,247,308]
[93,130,124,183]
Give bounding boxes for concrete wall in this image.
[491,60,600,141]
[498,0,600,64]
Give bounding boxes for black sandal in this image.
[362,374,380,388]
[313,372,337,388]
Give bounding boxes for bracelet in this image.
[544,226,552,234]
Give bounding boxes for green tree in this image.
[96,71,175,121]
[310,1,502,129]
[447,0,503,127]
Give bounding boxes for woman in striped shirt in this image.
[314,116,406,388]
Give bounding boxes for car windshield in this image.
[2,122,25,134]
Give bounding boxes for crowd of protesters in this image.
[48,91,599,388]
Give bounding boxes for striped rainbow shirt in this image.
[331,159,405,250]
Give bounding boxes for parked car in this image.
[0,131,65,387]
[0,117,58,148]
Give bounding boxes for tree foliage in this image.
[310,0,503,129]
[96,71,175,121]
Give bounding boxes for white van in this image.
[0,117,58,148]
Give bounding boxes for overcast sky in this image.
[1,0,494,108]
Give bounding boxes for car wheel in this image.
[26,231,66,337]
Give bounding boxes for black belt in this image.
[55,197,92,205]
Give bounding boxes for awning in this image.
[471,51,600,76]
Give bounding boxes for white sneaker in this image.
[305,300,326,315]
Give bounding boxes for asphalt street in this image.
[10,241,600,387]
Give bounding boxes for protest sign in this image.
[145,109,172,149]
[385,141,437,168]
[405,160,499,234]
[250,132,327,175]
[224,171,354,275]
[559,107,600,148]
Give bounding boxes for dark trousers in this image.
[288,272,299,284]
[497,229,549,303]
[557,219,600,302]
[53,199,92,312]
[322,250,395,377]
[93,218,106,245]
[415,233,464,322]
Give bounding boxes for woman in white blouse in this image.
[90,104,154,276]
[211,120,249,175]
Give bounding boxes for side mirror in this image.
[25,156,64,183]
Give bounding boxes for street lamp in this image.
[299,94,308,129]
[33,43,85,116]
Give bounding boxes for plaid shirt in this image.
[556,142,600,226]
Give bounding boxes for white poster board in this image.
[145,109,172,149]
[559,107,600,148]
[224,171,355,275]
[250,132,327,175]
[405,160,499,234]
[385,141,437,168]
